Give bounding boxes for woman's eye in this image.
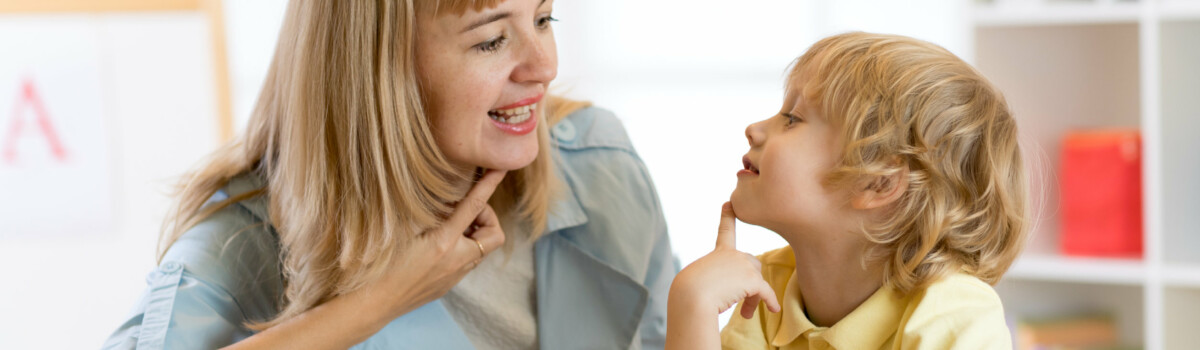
[536,15,558,29]
[474,35,508,52]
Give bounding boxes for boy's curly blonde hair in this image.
[794,32,1028,294]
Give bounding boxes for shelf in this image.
[974,1,1200,26]
[1165,288,1200,348]
[1161,1,1200,21]
[974,2,1141,27]
[1005,255,1146,285]
[1164,263,1200,289]
[996,278,1145,346]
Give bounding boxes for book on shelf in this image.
[1014,313,1130,350]
[1060,129,1142,259]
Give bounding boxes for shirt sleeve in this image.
[720,299,774,350]
[101,262,255,350]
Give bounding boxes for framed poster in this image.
[0,0,231,237]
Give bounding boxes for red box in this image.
[1060,129,1142,258]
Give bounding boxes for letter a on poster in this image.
[0,16,114,237]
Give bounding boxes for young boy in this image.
[666,32,1027,349]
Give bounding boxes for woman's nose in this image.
[511,33,557,84]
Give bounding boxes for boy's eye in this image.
[474,35,508,52]
[782,112,802,127]
[536,15,558,29]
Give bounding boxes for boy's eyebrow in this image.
[789,108,821,122]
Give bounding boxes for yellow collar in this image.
[771,263,909,348]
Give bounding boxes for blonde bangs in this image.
[419,0,504,15]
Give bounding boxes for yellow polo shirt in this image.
[720,248,1012,349]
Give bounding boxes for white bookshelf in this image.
[1164,264,1200,288]
[1006,255,1147,285]
[972,0,1200,349]
[975,2,1142,26]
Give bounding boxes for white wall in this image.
[0,1,969,348]
[223,0,289,130]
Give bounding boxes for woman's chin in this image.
[480,151,538,171]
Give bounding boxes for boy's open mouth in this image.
[742,156,759,175]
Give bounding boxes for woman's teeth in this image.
[488,103,536,124]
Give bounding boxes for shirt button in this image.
[161,262,183,273]
[553,121,576,143]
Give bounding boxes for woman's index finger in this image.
[443,169,508,231]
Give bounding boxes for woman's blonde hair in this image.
[793,32,1028,294]
[158,0,587,329]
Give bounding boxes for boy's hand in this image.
[670,202,781,319]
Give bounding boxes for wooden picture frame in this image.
[0,0,234,141]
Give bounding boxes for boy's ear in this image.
[852,165,908,210]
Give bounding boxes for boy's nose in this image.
[745,120,766,147]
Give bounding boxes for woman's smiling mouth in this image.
[487,95,542,135]
[488,103,536,124]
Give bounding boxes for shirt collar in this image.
[771,262,909,348]
[772,270,815,346]
[819,283,907,349]
[543,157,589,234]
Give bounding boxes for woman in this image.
[102,0,676,349]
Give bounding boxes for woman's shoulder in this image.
[553,106,636,154]
[102,175,283,349]
[552,106,650,186]
[545,106,669,271]
[160,173,284,309]
[552,106,658,214]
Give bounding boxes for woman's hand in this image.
[665,202,780,350]
[365,169,509,318]
[225,170,508,350]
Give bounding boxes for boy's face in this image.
[731,86,851,237]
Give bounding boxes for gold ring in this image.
[471,237,486,260]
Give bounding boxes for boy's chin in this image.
[729,191,758,225]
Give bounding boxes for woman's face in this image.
[417,0,558,173]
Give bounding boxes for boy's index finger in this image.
[715,202,737,250]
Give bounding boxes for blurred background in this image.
[1,0,1197,349]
